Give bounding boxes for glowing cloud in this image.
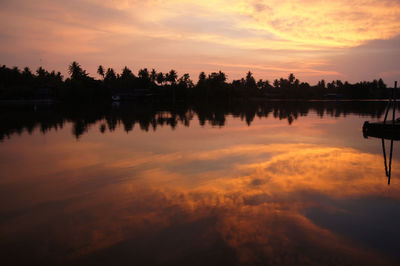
[237,0,400,47]
[0,0,399,82]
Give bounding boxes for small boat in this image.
[112,95,121,101]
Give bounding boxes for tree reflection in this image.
[0,101,391,140]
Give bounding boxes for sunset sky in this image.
[0,0,399,84]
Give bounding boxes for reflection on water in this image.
[0,101,399,265]
[381,138,394,185]
[0,100,389,140]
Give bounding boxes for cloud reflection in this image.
[75,143,398,264]
[2,137,399,264]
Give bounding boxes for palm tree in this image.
[97,65,105,79]
[105,68,116,81]
[138,68,150,80]
[273,79,279,88]
[378,78,386,89]
[246,71,256,89]
[178,73,193,88]
[166,69,177,85]
[22,67,33,77]
[217,71,226,83]
[318,79,326,89]
[68,61,87,80]
[121,66,133,80]
[156,72,164,85]
[56,72,63,82]
[150,69,157,83]
[36,66,47,78]
[288,73,295,84]
[257,79,264,90]
[198,72,206,81]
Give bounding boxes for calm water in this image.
[0,101,399,265]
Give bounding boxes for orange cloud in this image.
[239,0,400,47]
[1,0,399,84]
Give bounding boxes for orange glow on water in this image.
[1,112,399,264]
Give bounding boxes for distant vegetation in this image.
[0,62,392,102]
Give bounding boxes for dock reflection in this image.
[382,138,394,184]
[363,126,397,185]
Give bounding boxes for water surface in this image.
[0,101,399,265]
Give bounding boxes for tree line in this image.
[0,62,391,102]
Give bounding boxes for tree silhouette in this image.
[178,73,194,88]
[273,79,279,89]
[0,62,392,102]
[150,69,157,83]
[121,66,134,80]
[318,79,326,89]
[289,73,295,84]
[156,72,164,85]
[246,71,256,88]
[199,72,206,81]
[36,66,47,78]
[138,68,150,80]
[378,78,386,89]
[105,68,116,81]
[22,67,33,77]
[68,61,87,80]
[97,65,105,79]
[166,69,177,85]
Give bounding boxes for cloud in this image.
[241,0,400,47]
[0,0,399,82]
[323,35,400,83]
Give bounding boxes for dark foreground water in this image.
[0,101,399,265]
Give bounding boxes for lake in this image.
[0,100,399,265]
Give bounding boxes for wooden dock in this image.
[363,120,400,140]
[363,81,399,140]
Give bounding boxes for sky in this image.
[0,0,399,84]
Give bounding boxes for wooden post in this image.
[388,139,393,185]
[392,81,397,125]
